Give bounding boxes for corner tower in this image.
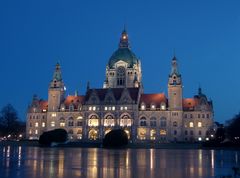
[103,28,142,89]
[168,56,183,111]
[48,63,65,112]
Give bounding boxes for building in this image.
[26,29,214,142]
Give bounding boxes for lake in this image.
[0,145,239,178]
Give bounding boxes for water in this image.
[0,145,239,178]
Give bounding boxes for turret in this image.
[48,63,65,112]
[168,56,183,110]
[104,28,142,88]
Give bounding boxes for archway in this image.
[88,129,98,140]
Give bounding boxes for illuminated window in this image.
[51,121,55,127]
[150,129,156,140]
[124,106,127,110]
[59,118,65,127]
[120,115,131,127]
[198,122,202,127]
[161,103,166,110]
[139,117,147,126]
[151,104,155,110]
[29,130,32,134]
[88,119,99,127]
[104,107,107,111]
[77,116,83,120]
[60,122,65,127]
[120,106,123,110]
[35,130,38,135]
[89,106,92,111]
[141,104,145,110]
[89,129,98,140]
[108,107,111,111]
[160,129,167,135]
[51,113,56,117]
[43,109,47,112]
[61,107,65,111]
[42,122,45,127]
[35,122,38,127]
[112,106,115,111]
[138,128,146,140]
[189,122,194,128]
[93,106,96,111]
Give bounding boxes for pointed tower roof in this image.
[119,27,130,48]
[52,62,62,81]
[170,56,180,77]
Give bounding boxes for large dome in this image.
[108,47,138,68]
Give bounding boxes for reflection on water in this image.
[0,145,240,178]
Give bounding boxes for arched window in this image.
[120,115,131,127]
[150,117,157,127]
[104,115,115,127]
[140,117,147,126]
[88,115,99,127]
[160,117,167,127]
[68,117,74,127]
[117,66,125,86]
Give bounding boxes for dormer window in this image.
[151,104,155,110]
[141,103,145,110]
[69,104,74,111]
[160,102,166,110]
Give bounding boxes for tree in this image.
[0,104,21,137]
[103,129,128,148]
[226,113,240,143]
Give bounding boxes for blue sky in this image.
[0,0,240,123]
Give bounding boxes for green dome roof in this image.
[108,47,138,68]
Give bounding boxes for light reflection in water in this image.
[0,146,240,178]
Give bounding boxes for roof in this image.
[39,100,48,110]
[85,88,140,102]
[64,95,85,108]
[183,98,198,111]
[140,93,167,108]
[108,48,139,68]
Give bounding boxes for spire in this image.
[119,27,130,48]
[52,62,62,81]
[198,84,202,95]
[86,81,90,91]
[170,56,180,77]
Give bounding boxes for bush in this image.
[103,129,128,148]
[39,129,68,146]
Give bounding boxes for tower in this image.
[168,56,183,111]
[48,63,65,112]
[104,28,142,89]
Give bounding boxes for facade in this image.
[26,29,214,142]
